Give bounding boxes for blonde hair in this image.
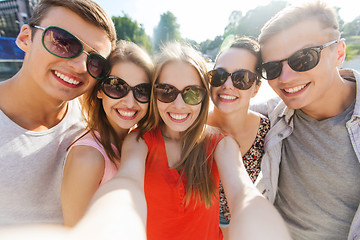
[139,42,218,207]
[29,0,117,49]
[81,40,154,165]
[259,1,340,45]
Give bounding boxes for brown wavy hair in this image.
[215,36,262,83]
[139,42,218,207]
[80,40,154,165]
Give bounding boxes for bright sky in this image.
[94,0,359,43]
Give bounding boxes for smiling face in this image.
[211,47,260,114]
[261,19,342,112]
[97,61,149,134]
[18,6,112,102]
[157,61,203,136]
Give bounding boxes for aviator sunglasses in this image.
[154,83,206,105]
[101,76,151,103]
[208,69,259,90]
[32,25,110,80]
[259,40,338,80]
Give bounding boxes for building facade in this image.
[0,0,39,37]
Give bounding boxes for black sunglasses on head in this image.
[154,83,206,105]
[208,69,259,90]
[32,25,110,80]
[101,76,151,103]
[259,40,338,80]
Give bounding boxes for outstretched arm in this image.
[61,146,106,226]
[0,132,148,240]
[76,131,148,239]
[215,136,291,240]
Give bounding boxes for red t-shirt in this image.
[143,126,225,240]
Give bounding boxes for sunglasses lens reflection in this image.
[102,77,129,99]
[182,86,206,105]
[261,47,321,80]
[42,26,109,79]
[208,70,226,87]
[134,84,151,103]
[208,69,257,90]
[289,48,319,72]
[155,84,205,105]
[43,27,83,58]
[102,77,151,103]
[87,53,110,79]
[155,84,177,103]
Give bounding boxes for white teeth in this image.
[117,110,136,117]
[219,94,236,100]
[55,71,80,85]
[169,113,188,120]
[284,84,307,93]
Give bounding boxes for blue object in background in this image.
[0,36,25,60]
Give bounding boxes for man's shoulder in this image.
[250,96,284,116]
[340,68,358,82]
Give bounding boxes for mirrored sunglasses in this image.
[101,76,151,103]
[208,69,259,90]
[154,83,206,105]
[32,25,110,80]
[259,40,338,80]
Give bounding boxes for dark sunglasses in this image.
[154,83,206,105]
[32,25,110,80]
[101,76,151,103]
[259,40,338,80]
[208,69,259,90]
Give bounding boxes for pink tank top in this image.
[68,131,119,186]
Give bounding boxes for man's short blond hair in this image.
[258,1,340,46]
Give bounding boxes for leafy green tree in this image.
[224,1,287,39]
[224,11,242,37]
[153,11,182,51]
[343,16,360,37]
[112,14,152,53]
[199,35,224,60]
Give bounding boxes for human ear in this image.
[97,90,104,99]
[336,39,346,66]
[251,81,262,98]
[15,24,32,53]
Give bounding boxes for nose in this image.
[120,90,137,107]
[172,93,187,108]
[278,62,298,83]
[67,52,88,74]
[222,75,234,88]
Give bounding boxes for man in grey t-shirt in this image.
[0,0,116,226]
[256,1,360,239]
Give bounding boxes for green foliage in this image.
[153,11,182,52]
[342,16,360,37]
[199,35,224,61]
[345,36,360,61]
[346,43,360,61]
[112,14,152,53]
[224,1,288,39]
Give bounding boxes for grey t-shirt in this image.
[0,99,85,226]
[275,101,360,240]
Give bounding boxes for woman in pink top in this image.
[61,40,154,226]
[118,42,291,240]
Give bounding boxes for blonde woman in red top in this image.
[119,42,291,240]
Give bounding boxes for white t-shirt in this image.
[0,99,85,226]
